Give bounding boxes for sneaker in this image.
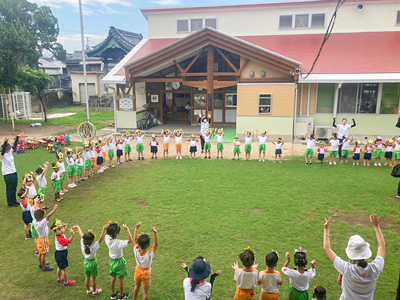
[92,288,102,296]
[221,157,223,159]
[141,157,144,160]
[333,162,337,165]
[176,156,179,159]
[345,160,349,164]
[205,156,207,159]
[62,189,68,193]
[57,276,64,283]
[262,159,265,162]
[42,265,54,271]
[279,160,282,163]
[340,161,344,164]
[190,157,192,159]
[378,163,381,166]
[180,156,182,160]
[60,191,65,196]
[117,162,121,165]
[396,195,400,199]
[390,163,393,167]
[363,162,366,166]
[237,158,240,160]
[329,162,332,165]
[232,158,235,160]
[129,159,133,161]
[259,159,262,162]
[367,162,370,166]
[384,163,388,166]
[374,163,377,166]
[305,163,308,166]
[356,162,359,165]
[216,156,219,159]
[151,157,154,159]
[353,162,355,165]
[63,280,76,287]
[273,160,276,163]
[137,157,140,160]
[118,292,130,300]
[25,235,30,240]
[208,156,211,159]
[35,251,39,256]
[86,288,93,296]
[110,291,120,300]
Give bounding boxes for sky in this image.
[26,0,278,53]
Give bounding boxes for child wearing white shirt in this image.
[271,138,284,163]
[188,134,199,159]
[243,129,254,161]
[256,129,269,162]
[116,138,124,165]
[161,129,171,159]
[329,134,340,165]
[232,248,260,300]
[339,135,353,164]
[124,132,134,162]
[317,142,327,165]
[105,222,133,300]
[384,138,394,166]
[233,136,241,160]
[35,162,49,199]
[304,132,318,166]
[259,251,282,300]
[135,130,145,161]
[352,141,362,166]
[133,222,159,300]
[215,128,224,159]
[174,129,184,160]
[107,136,116,168]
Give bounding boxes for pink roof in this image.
[120,32,400,76]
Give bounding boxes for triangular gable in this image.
[124,27,300,81]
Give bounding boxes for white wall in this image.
[71,73,104,103]
[147,2,400,38]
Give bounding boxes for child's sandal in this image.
[92,288,102,296]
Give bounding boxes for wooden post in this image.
[3,88,9,121]
[8,88,15,130]
[206,45,214,126]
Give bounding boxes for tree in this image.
[17,66,54,122]
[0,0,65,90]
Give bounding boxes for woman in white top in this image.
[0,134,21,207]
[323,215,385,300]
[333,117,356,159]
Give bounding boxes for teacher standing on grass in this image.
[333,117,356,159]
[0,134,21,207]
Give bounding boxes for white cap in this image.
[345,235,372,260]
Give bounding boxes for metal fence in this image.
[0,92,32,120]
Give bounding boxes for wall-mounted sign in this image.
[118,95,135,111]
[151,95,159,103]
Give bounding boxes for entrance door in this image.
[164,92,191,121]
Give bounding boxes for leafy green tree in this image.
[0,0,65,90]
[17,66,54,122]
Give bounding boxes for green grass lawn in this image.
[0,146,399,300]
[0,106,114,130]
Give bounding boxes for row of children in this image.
[304,132,399,166]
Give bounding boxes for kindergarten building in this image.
[102,0,400,139]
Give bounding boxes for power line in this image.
[302,0,346,79]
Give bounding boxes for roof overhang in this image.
[299,73,400,83]
[125,27,300,81]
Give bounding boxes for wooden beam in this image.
[214,72,239,76]
[206,45,214,123]
[183,80,208,89]
[216,48,238,72]
[213,80,238,89]
[238,59,250,73]
[132,78,183,83]
[183,73,207,77]
[173,60,184,74]
[132,83,136,111]
[184,47,206,73]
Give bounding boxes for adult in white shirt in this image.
[323,215,385,300]
[333,117,356,159]
[0,134,21,207]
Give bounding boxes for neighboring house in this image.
[103,0,400,138]
[38,57,70,89]
[65,51,104,104]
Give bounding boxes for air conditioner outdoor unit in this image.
[315,126,333,140]
[295,118,314,137]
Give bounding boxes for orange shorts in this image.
[176,144,182,151]
[90,158,95,167]
[163,143,169,151]
[134,265,151,286]
[36,236,50,254]
[233,287,255,300]
[102,152,106,159]
[261,292,280,300]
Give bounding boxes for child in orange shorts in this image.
[33,205,58,271]
[173,129,184,160]
[133,222,159,300]
[259,251,282,300]
[232,247,260,300]
[161,129,171,159]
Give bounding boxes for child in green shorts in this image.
[124,132,134,162]
[75,150,84,183]
[329,133,340,166]
[233,135,241,160]
[35,162,49,199]
[107,135,116,168]
[374,136,384,167]
[215,128,224,159]
[243,129,254,161]
[134,130,145,161]
[203,129,214,159]
[304,132,317,165]
[105,222,133,300]
[339,135,353,164]
[73,224,108,296]
[256,129,269,162]
[51,162,62,202]
[83,142,92,179]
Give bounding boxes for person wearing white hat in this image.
[323,215,385,300]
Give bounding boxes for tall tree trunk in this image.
[36,85,47,122]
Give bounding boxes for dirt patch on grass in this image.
[0,122,70,141]
[132,198,148,206]
[250,208,262,214]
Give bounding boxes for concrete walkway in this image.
[30,112,77,120]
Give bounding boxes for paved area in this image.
[30,112,77,120]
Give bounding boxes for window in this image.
[337,83,358,114]
[358,83,378,113]
[193,94,206,107]
[316,83,335,113]
[311,14,325,27]
[397,11,400,25]
[205,18,217,29]
[177,20,189,32]
[380,83,400,114]
[259,94,272,114]
[295,14,309,28]
[191,19,203,32]
[279,13,325,29]
[279,15,293,28]
[225,94,237,107]
[337,83,379,114]
[214,93,223,107]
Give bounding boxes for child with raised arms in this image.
[107,135,116,168]
[83,142,92,179]
[203,129,214,159]
[256,129,269,162]
[272,138,284,163]
[174,129,184,160]
[51,162,62,202]
[18,187,33,240]
[363,139,374,167]
[329,133,339,166]
[116,136,124,165]
[72,224,108,296]
[339,135,353,164]
[317,142,327,165]
[149,134,159,159]
[305,132,317,166]
[161,129,171,159]
[135,130,145,161]
[384,138,394,166]
[100,138,107,170]
[105,221,133,300]
[352,140,362,166]
[232,247,260,300]
[259,251,282,300]
[243,129,254,161]
[90,142,96,176]
[133,222,159,300]
[282,247,316,300]
[24,172,37,205]
[75,148,84,183]
[189,134,199,159]
[95,142,104,174]
[50,219,76,286]
[233,135,241,160]
[124,132,133,162]
[57,152,68,194]
[374,136,384,166]
[215,128,224,159]
[65,147,77,189]
[33,204,58,271]
[35,162,49,199]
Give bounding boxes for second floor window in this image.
[279,13,325,29]
[177,18,217,33]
